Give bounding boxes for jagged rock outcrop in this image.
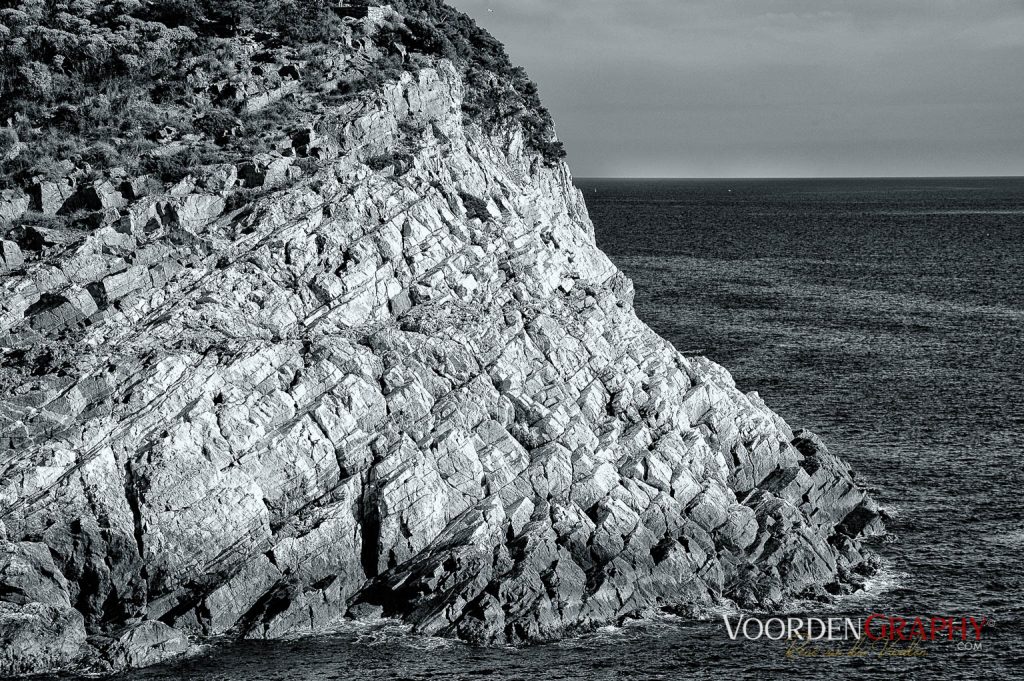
[0,4,881,675]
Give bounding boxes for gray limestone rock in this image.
[76,180,128,212]
[96,621,189,669]
[0,190,29,224]
[30,178,76,215]
[0,240,24,273]
[0,13,882,677]
[0,601,86,674]
[0,542,87,674]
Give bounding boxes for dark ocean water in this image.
[94,178,1023,680]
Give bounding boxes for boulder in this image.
[0,240,24,272]
[0,189,29,223]
[76,180,127,211]
[98,621,189,669]
[31,178,76,215]
[120,175,157,201]
[239,155,295,189]
[172,194,226,231]
[242,80,300,114]
[0,602,86,675]
[197,165,238,194]
[26,289,99,332]
[92,265,151,304]
[0,542,74,607]
[0,542,87,676]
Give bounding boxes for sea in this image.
[77,178,1024,680]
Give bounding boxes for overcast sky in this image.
[446,0,1024,178]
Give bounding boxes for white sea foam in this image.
[991,530,1024,546]
[845,560,908,603]
[879,503,903,519]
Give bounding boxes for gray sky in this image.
[446,0,1024,178]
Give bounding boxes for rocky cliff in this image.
[0,3,882,675]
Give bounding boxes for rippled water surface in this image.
[97,178,1024,680]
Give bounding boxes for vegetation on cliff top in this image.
[369,0,566,164]
[0,0,564,196]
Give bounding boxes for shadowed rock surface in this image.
[0,2,881,674]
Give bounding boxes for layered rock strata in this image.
[0,10,881,676]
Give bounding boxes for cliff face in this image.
[0,5,881,675]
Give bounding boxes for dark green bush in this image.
[137,0,342,43]
[368,0,566,164]
[194,108,242,140]
[141,145,231,183]
[0,0,565,195]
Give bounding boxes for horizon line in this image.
[573,174,1024,181]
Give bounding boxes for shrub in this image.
[0,127,18,159]
[368,0,566,164]
[194,108,242,140]
[366,151,414,174]
[79,142,124,169]
[141,145,230,183]
[0,0,566,196]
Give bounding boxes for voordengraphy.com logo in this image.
[722,614,989,658]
